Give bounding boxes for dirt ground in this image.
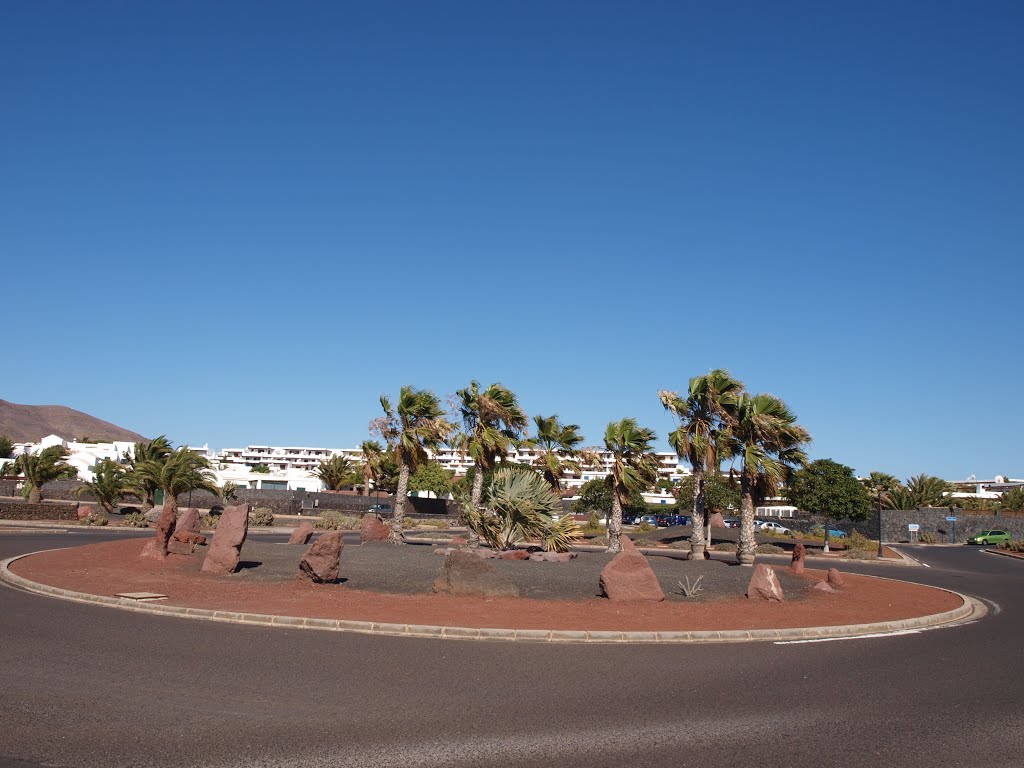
[10,538,964,633]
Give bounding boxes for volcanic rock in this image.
[432,551,519,597]
[498,550,531,560]
[620,536,638,553]
[812,581,839,593]
[177,508,201,533]
[172,530,207,545]
[528,552,577,562]
[77,505,95,520]
[709,512,727,528]
[201,504,249,574]
[288,522,315,545]
[141,501,177,560]
[746,564,785,602]
[599,552,665,602]
[827,568,845,588]
[298,531,344,583]
[167,539,198,555]
[360,515,390,543]
[790,542,806,575]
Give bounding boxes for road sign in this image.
[945,516,958,522]
[908,523,920,532]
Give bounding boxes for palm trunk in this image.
[466,467,485,549]
[737,471,756,565]
[28,484,42,504]
[390,461,410,544]
[142,489,155,513]
[607,489,624,553]
[689,466,707,559]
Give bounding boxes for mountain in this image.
[0,399,147,444]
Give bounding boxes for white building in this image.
[10,434,137,482]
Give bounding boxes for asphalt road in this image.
[1,532,1021,768]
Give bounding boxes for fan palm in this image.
[458,466,582,552]
[123,436,173,511]
[905,474,950,507]
[863,471,901,508]
[74,458,129,514]
[603,418,659,553]
[11,445,75,503]
[359,440,385,496]
[727,393,810,565]
[370,386,453,543]
[314,454,359,491]
[129,448,219,514]
[454,381,528,546]
[659,369,743,559]
[527,414,585,492]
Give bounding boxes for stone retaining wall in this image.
[0,498,80,521]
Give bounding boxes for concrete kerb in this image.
[0,551,983,645]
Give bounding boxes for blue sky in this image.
[3,1,1022,480]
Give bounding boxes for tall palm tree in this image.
[527,414,585,492]
[124,436,173,511]
[659,369,743,559]
[603,418,659,553]
[727,393,810,565]
[130,448,219,515]
[359,440,385,496]
[74,458,129,514]
[370,386,453,543]
[863,471,901,508]
[454,381,528,547]
[11,445,75,503]
[314,454,359,491]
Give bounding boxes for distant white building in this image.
[10,435,136,482]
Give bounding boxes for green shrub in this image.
[314,510,360,530]
[919,532,937,544]
[998,539,1024,553]
[416,518,451,529]
[122,512,149,528]
[635,522,655,534]
[202,513,220,529]
[79,512,109,526]
[755,543,786,554]
[713,542,738,552]
[248,507,275,527]
[402,517,418,529]
[843,548,878,560]
[845,530,877,551]
[632,537,660,548]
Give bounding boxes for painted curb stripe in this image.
[0,551,982,645]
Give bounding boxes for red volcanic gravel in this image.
[10,539,964,633]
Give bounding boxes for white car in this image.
[757,520,791,534]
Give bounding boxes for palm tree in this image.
[527,414,585,492]
[905,474,950,507]
[74,458,129,514]
[359,440,385,496]
[314,454,359,490]
[727,393,810,565]
[603,418,659,553]
[863,471,901,508]
[370,386,453,543]
[659,369,743,559]
[124,436,172,511]
[11,445,75,503]
[129,448,219,515]
[454,381,528,547]
[219,480,241,502]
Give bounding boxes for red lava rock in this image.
[529,552,576,562]
[298,531,344,583]
[498,550,531,560]
[288,522,315,545]
[472,549,498,559]
[77,505,95,520]
[167,539,198,555]
[177,508,201,533]
[790,543,806,575]
[360,515,390,543]
[813,581,839,593]
[827,568,845,588]
[709,512,727,528]
[620,536,638,553]
[172,530,207,545]
[141,502,177,560]
[746,564,785,602]
[432,551,519,597]
[449,536,468,546]
[201,504,249,574]
[599,552,666,602]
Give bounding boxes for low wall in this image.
[0,497,80,521]
[880,508,1024,543]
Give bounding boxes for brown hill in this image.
[0,399,147,444]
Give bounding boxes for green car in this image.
[967,530,1012,545]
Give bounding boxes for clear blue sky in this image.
[3,1,1022,480]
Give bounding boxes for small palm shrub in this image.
[998,539,1024,553]
[248,507,275,527]
[122,512,149,528]
[202,513,220,529]
[314,510,359,530]
[80,512,109,526]
[919,532,937,544]
[634,522,655,534]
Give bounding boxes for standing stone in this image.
[827,568,845,588]
[360,514,390,543]
[77,505,96,520]
[790,542,806,575]
[432,551,519,597]
[620,535,638,553]
[298,532,344,583]
[172,530,207,545]
[709,511,727,528]
[201,504,249,574]
[288,522,315,545]
[746,564,785,602]
[599,552,666,602]
[177,508,202,533]
[141,501,177,560]
[812,581,839,593]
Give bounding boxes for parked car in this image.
[655,513,690,527]
[757,520,791,535]
[723,518,740,528]
[824,528,847,539]
[634,514,659,528]
[367,503,393,515]
[967,530,1011,546]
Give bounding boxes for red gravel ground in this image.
[10,539,963,633]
